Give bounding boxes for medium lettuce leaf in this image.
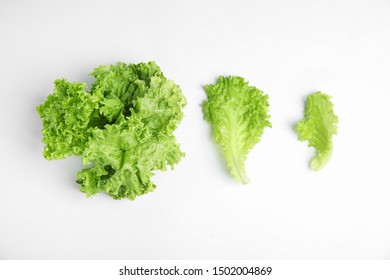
[296,92,338,171]
[202,76,271,184]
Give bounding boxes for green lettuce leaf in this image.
[296,92,338,171]
[133,77,186,134]
[202,76,271,184]
[36,79,100,159]
[90,61,164,124]
[77,117,184,200]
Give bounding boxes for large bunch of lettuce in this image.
[37,62,186,200]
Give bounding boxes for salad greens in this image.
[202,76,271,184]
[37,61,338,200]
[37,62,186,200]
[296,92,338,171]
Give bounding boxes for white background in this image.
[0,0,390,260]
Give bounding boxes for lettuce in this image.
[296,92,338,171]
[36,79,100,160]
[37,62,186,200]
[202,76,271,184]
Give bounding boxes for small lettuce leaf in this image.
[99,97,124,123]
[202,76,271,184]
[36,79,100,159]
[296,92,338,171]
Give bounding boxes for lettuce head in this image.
[37,62,186,200]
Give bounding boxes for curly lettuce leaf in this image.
[202,76,271,184]
[90,61,165,123]
[77,117,184,200]
[296,92,338,171]
[36,79,100,159]
[133,76,186,134]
